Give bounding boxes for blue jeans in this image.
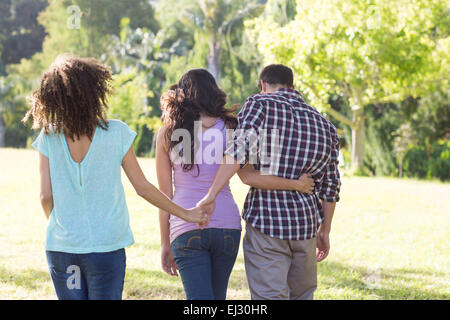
[46,249,126,300]
[171,228,241,300]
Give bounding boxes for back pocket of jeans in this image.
[172,231,202,258]
[223,230,241,257]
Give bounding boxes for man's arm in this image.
[316,200,336,262]
[316,127,341,262]
[197,155,241,217]
[238,164,315,193]
[197,97,265,215]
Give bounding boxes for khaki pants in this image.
[243,222,317,300]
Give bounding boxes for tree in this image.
[177,0,266,80]
[0,0,47,69]
[253,0,449,172]
[0,78,14,147]
[0,76,29,147]
[108,69,160,156]
[393,123,417,177]
[10,0,160,78]
[102,19,177,155]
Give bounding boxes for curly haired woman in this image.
[23,55,207,300]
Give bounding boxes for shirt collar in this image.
[274,87,305,101]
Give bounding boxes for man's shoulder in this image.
[298,102,337,132]
[248,92,290,104]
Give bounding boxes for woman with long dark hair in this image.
[156,69,314,300]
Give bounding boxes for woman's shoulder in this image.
[106,119,129,129]
[104,119,135,134]
[156,125,170,152]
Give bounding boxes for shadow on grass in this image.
[124,267,250,300]
[1,260,446,300]
[318,261,449,299]
[132,241,161,251]
[0,266,50,291]
[124,261,448,300]
[124,268,185,299]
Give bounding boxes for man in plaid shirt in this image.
[198,64,341,300]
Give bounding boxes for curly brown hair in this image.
[160,68,237,172]
[23,55,112,141]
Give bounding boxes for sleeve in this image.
[224,97,266,167]
[319,126,341,202]
[31,128,49,157]
[120,122,137,160]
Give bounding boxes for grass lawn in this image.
[0,148,449,300]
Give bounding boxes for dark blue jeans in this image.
[171,228,241,300]
[46,249,126,300]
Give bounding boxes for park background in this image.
[0,0,448,299]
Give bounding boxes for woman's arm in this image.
[155,128,178,276]
[38,153,53,219]
[155,128,173,248]
[121,145,206,224]
[237,164,315,194]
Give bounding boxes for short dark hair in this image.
[258,64,294,89]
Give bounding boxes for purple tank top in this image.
[169,118,241,243]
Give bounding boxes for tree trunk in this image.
[0,114,5,148]
[351,109,365,173]
[398,158,403,178]
[207,37,221,81]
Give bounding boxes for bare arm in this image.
[196,155,240,217]
[238,164,315,193]
[38,153,53,219]
[316,128,340,262]
[121,145,206,224]
[155,128,179,276]
[198,98,265,214]
[155,128,173,248]
[316,200,336,262]
[320,200,336,234]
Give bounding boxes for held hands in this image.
[182,192,216,229]
[296,174,315,194]
[196,192,217,228]
[184,206,208,227]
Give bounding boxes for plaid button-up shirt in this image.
[225,88,341,240]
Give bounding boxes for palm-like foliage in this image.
[0,77,15,147]
[180,0,266,80]
[0,76,30,147]
[102,18,190,100]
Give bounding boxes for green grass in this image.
[0,148,449,300]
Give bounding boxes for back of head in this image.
[178,68,228,118]
[258,64,294,90]
[23,54,112,141]
[160,68,237,172]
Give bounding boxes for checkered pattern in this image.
[225,88,341,240]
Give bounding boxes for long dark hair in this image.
[160,68,237,172]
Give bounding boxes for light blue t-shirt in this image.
[32,119,137,254]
